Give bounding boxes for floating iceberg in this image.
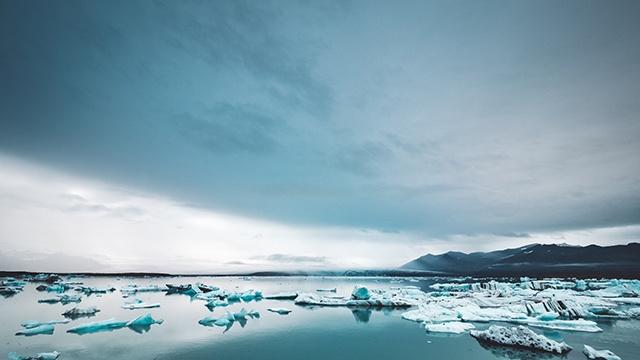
[20,319,70,329]
[526,318,602,332]
[76,286,115,294]
[38,294,81,305]
[296,288,416,308]
[67,318,128,334]
[199,308,259,330]
[267,308,292,315]
[264,292,298,300]
[351,286,371,300]
[197,284,220,293]
[7,351,60,360]
[469,325,572,354]
[205,298,229,309]
[240,290,263,302]
[166,284,197,296]
[122,299,160,310]
[316,288,337,292]
[15,324,55,336]
[583,345,622,360]
[424,322,475,334]
[62,306,100,319]
[402,303,459,323]
[67,313,163,335]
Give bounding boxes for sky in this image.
[1,0,639,273]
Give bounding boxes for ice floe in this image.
[267,308,292,315]
[20,319,70,328]
[199,308,259,331]
[122,299,160,310]
[15,324,55,336]
[264,292,298,300]
[62,306,100,319]
[424,322,475,334]
[67,313,163,335]
[470,325,572,354]
[38,294,82,305]
[583,345,622,360]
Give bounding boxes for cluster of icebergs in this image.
[3,274,637,359]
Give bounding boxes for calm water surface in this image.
[1,276,638,359]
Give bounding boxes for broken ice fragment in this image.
[469,325,572,354]
[66,319,128,335]
[21,320,70,329]
[264,292,298,300]
[197,284,220,293]
[583,345,622,360]
[15,324,54,336]
[424,322,475,334]
[38,294,82,305]
[316,288,337,293]
[267,308,292,315]
[126,313,164,333]
[122,299,160,310]
[62,306,100,319]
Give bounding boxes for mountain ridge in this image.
[401,242,640,278]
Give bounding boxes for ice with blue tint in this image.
[15,325,55,336]
[470,325,572,354]
[20,320,70,329]
[351,286,371,300]
[62,307,100,319]
[67,314,163,335]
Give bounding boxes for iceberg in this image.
[526,318,602,332]
[197,284,220,293]
[166,284,197,296]
[15,324,55,336]
[121,284,166,294]
[402,303,459,323]
[267,308,292,315]
[62,306,100,319]
[351,286,371,300]
[316,288,337,292]
[122,299,160,310]
[469,325,572,354]
[67,314,162,335]
[126,313,164,333]
[583,345,622,360]
[199,309,258,330]
[424,322,475,334]
[264,292,298,300]
[75,286,115,294]
[38,294,82,305]
[67,318,128,334]
[7,351,60,360]
[205,298,229,309]
[20,319,70,329]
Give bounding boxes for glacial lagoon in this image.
[1,276,639,360]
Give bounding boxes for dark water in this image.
[1,276,638,359]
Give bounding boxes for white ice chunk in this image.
[20,320,70,329]
[122,299,160,309]
[469,325,572,354]
[424,322,475,334]
[526,318,602,332]
[583,345,622,360]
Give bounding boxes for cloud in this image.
[495,232,532,239]
[256,253,329,265]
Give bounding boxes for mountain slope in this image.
[401,243,640,278]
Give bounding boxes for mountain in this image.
[401,243,640,278]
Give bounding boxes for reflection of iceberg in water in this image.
[351,309,372,323]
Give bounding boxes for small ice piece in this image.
[197,284,220,293]
[126,313,164,333]
[15,324,55,336]
[240,290,263,302]
[21,319,70,329]
[62,306,100,319]
[7,351,60,360]
[38,294,82,305]
[122,299,160,310]
[76,286,115,294]
[469,325,572,354]
[402,303,459,323]
[205,298,229,308]
[583,345,622,360]
[424,322,475,334]
[351,286,371,300]
[316,288,337,293]
[67,319,128,334]
[264,292,298,300]
[267,308,292,315]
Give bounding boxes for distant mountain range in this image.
[401,243,640,278]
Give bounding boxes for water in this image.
[2,276,639,359]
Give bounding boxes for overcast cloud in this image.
[1,0,639,271]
